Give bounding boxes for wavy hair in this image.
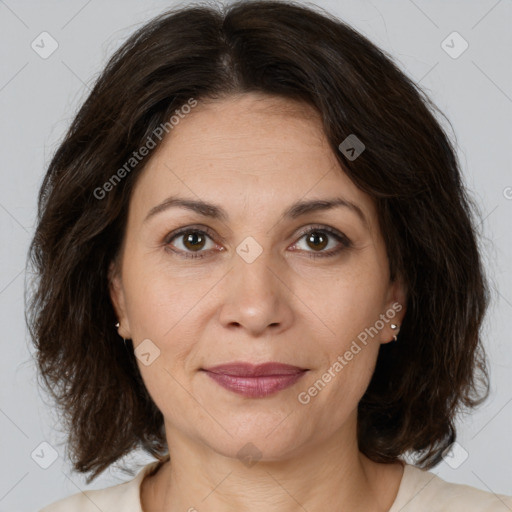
[26,0,490,482]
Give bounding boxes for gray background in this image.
[1,0,511,510]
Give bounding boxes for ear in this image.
[108,260,131,339]
[381,273,407,344]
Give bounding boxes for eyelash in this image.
[164,224,352,260]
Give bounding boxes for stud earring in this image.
[390,323,400,342]
[115,321,130,347]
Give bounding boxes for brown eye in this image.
[292,226,352,259]
[182,231,207,251]
[305,231,329,251]
[165,228,216,259]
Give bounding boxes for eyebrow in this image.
[144,195,368,227]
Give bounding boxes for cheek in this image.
[122,253,197,337]
[124,272,200,413]
[121,282,199,412]
[302,263,388,416]
[296,266,387,411]
[298,329,381,425]
[298,263,388,343]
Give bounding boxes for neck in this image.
[141,420,404,512]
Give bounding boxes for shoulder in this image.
[38,461,161,512]
[390,463,512,512]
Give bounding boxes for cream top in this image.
[39,461,512,511]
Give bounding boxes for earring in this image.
[115,322,127,344]
[390,323,400,342]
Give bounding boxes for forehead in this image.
[129,93,377,227]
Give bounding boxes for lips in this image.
[201,362,308,398]
[203,362,307,376]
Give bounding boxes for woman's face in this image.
[110,93,406,461]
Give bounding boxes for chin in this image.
[198,421,310,464]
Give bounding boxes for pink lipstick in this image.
[201,362,308,398]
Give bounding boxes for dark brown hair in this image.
[26,0,490,482]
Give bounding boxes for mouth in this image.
[200,362,309,398]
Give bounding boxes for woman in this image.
[28,1,511,510]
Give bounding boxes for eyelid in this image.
[294,224,351,246]
[163,224,223,245]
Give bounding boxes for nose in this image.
[217,242,294,337]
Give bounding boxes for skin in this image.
[109,92,407,512]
